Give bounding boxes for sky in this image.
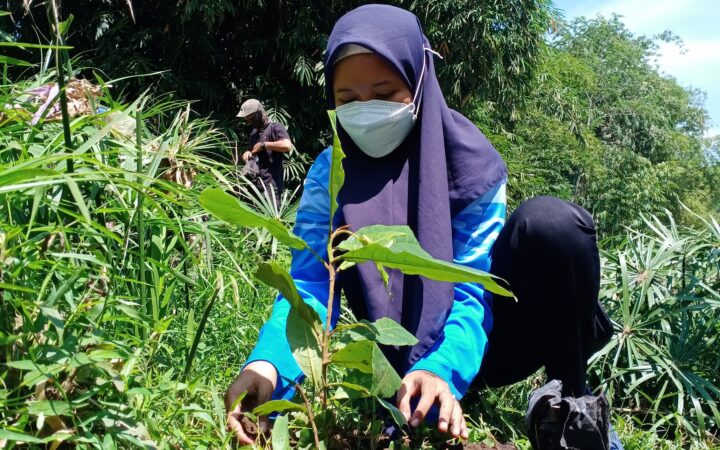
[552,0,720,136]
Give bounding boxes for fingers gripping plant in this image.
[199,112,513,448]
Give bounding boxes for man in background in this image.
[237,99,293,204]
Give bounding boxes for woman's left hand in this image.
[396,370,469,440]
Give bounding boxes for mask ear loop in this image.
[411,47,443,120]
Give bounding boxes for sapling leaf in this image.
[338,260,355,271]
[336,318,418,347]
[255,262,321,326]
[369,344,403,397]
[271,414,291,450]
[344,345,402,398]
[377,397,408,428]
[327,110,345,231]
[337,226,407,251]
[199,188,306,250]
[368,317,418,346]
[339,225,513,298]
[252,400,305,416]
[376,262,390,288]
[287,309,323,388]
[334,386,350,400]
[332,340,374,373]
[338,381,371,397]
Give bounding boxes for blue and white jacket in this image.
[245,148,507,400]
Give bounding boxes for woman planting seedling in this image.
[212,4,622,449]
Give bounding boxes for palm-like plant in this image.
[590,211,720,445]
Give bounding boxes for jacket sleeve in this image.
[243,148,337,400]
[408,179,507,399]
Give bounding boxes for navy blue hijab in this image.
[326,5,507,374]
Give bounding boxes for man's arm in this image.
[244,122,293,160]
[263,139,292,153]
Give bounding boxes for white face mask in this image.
[335,48,435,158]
[336,100,416,158]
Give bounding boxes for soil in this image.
[462,444,517,450]
[239,414,259,441]
[373,436,517,450]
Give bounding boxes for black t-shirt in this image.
[248,121,290,193]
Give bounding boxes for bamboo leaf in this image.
[199,188,306,250]
[0,429,47,444]
[0,42,73,49]
[0,55,33,66]
[0,168,57,187]
[64,176,91,222]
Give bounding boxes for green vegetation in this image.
[1,1,719,449]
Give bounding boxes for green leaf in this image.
[327,110,345,230]
[339,225,513,298]
[255,262,321,325]
[64,176,91,222]
[40,306,64,333]
[286,309,323,388]
[368,317,418,346]
[185,308,196,349]
[0,42,73,50]
[58,14,74,36]
[377,397,408,428]
[368,344,402,398]
[0,282,35,293]
[28,400,73,416]
[199,188,306,250]
[336,317,418,347]
[0,54,33,67]
[4,360,41,371]
[271,414,291,450]
[337,226,407,251]
[343,344,402,398]
[337,381,371,397]
[0,429,47,443]
[376,263,390,288]
[332,340,374,373]
[252,400,305,416]
[0,168,57,187]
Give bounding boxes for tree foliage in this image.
[473,16,718,237]
[4,0,554,152]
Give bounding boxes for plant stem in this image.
[136,108,148,324]
[321,262,335,410]
[320,227,344,409]
[49,0,73,158]
[296,382,321,449]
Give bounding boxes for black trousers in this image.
[474,196,613,397]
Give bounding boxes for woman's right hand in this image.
[225,361,278,444]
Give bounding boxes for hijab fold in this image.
[326,4,507,374]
